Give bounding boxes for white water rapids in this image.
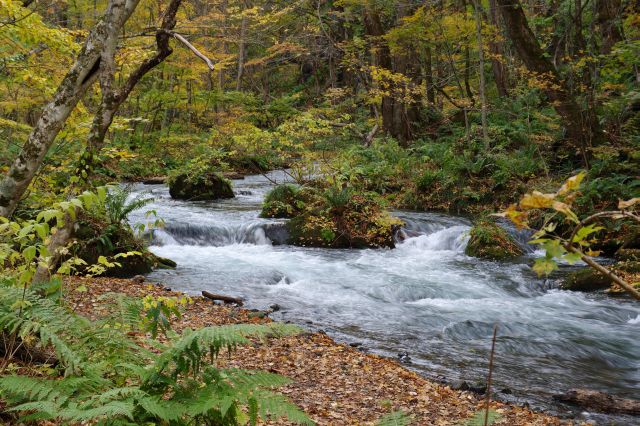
[128,171,640,424]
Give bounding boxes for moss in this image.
[465,221,523,260]
[168,172,234,201]
[260,184,303,218]
[286,189,403,249]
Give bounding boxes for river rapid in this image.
[128,171,640,424]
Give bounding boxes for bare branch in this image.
[164,31,215,70]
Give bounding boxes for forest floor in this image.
[61,276,579,425]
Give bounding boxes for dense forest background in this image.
[1,0,638,217]
[1,1,640,424]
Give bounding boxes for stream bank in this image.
[128,170,640,424]
[65,276,567,425]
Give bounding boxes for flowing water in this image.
[129,171,640,424]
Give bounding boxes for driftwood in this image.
[142,176,166,184]
[202,291,243,306]
[555,388,640,415]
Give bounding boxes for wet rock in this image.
[263,222,290,245]
[452,380,487,394]
[131,275,145,284]
[397,352,411,363]
[465,221,523,260]
[394,228,423,243]
[349,342,362,348]
[500,387,513,394]
[554,388,640,415]
[269,303,281,312]
[154,256,177,269]
[169,173,234,201]
[562,268,611,292]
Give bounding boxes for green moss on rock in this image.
[465,221,523,260]
[168,173,234,201]
[260,184,304,218]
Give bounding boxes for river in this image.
[128,171,640,424]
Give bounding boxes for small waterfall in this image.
[151,222,272,247]
[396,225,470,252]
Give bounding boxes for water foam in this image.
[396,225,470,252]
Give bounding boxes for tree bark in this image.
[595,0,623,54]
[0,0,141,219]
[77,0,183,181]
[488,0,510,97]
[236,2,248,91]
[473,0,489,147]
[496,0,598,166]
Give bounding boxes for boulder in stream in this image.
[169,172,234,201]
[562,268,611,292]
[465,220,523,260]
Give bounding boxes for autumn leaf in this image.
[557,172,585,196]
[519,191,554,209]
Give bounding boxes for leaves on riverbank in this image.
[60,276,574,425]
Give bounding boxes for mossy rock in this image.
[169,173,234,201]
[260,184,305,218]
[615,248,640,262]
[465,221,523,260]
[286,191,402,249]
[69,218,176,278]
[562,268,611,292]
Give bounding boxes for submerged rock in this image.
[465,221,523,260]
[169,173,234,201]
[562,268,611,292]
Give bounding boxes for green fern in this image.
[105,184,154,226]
[0,283,313,425]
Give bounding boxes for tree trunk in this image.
[236,5,248,91]
[0,0,141,219]
[595,0,623,54]
[496,0,598,166]
[488,0,510,97]
[474,0,489,147]
[78,0,183,181]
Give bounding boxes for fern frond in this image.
[158,323,300,375]
[253,390,315,425]
[138,396,186,421]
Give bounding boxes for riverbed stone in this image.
[169,173,234,201]
[562,268,611,292]
[465,221,523,260]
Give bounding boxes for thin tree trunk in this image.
[0,0,141,219]
[236,4,248,91]
[474,0,489,148]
